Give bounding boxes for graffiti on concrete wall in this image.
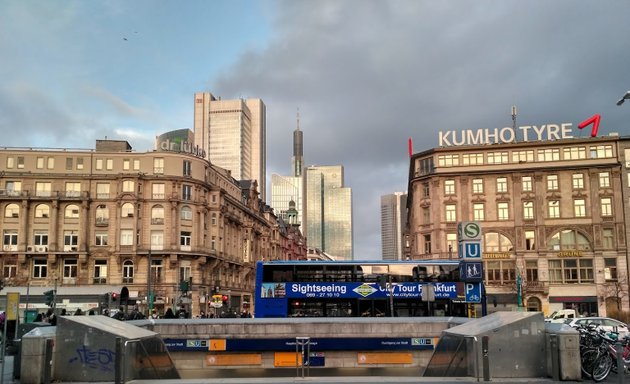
[69,345,116,372]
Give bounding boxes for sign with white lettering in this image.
[465,283,482,303]
[438,123,575,147]
[458,242,481,259]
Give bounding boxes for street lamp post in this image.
[616,90,630,106]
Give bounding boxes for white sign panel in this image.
[458,221,482,242]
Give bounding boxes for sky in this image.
[2,0,630,260]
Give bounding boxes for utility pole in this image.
[147,248,152,317]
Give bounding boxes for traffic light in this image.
[111,292,118,302]
[222,295,229,307]
[44,290,56,307]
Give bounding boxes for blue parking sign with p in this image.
[465,282,482,303]
[458,241,481,259]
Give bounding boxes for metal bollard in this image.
[482,335,490,381]
[550,334,560,382]
[616,341,624,384]
[43,338,54,384]
[115,337,123,384]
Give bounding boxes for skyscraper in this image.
[271,112,305,226]
[380,192,407,261]
[305,165,353,260]
[193,92,266,200]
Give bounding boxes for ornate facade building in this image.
[407,135,629,317]
[0,139,305,317]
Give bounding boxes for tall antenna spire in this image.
[292,108,304,177]
[296,108,300,131]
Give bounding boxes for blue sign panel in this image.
[260,282,461,300]
[459,262,483,282]
[464,282,482,303]
[458,241,481,259]
[163,337,435,352]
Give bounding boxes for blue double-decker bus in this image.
[254,260,470,318]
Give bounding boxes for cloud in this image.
[213,0,630,259]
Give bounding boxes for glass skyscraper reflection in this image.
[305,165,353,260]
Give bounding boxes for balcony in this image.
[151,218,164,225]
[95,217,109,226]
[526,280,549,294]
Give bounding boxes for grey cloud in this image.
[213,0,630,259]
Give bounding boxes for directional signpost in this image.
[457,222,485,315]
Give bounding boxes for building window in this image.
[444,180,455,195]
[445,204,457,222]
[525,260,538,282]
[590,145,613,159]
[523,201,534,220]
[446,233,457,257]
[35,204,50,218]
[76,158,84,170]
[95,232,108,246]
[66,157,73,170]
[181,206,192,221]
[182,184,192,200]
[487,152,508,164]
[472,178,484,194]
[64,259,78,279]
[601,197,613,216]
[180,264,192,282]
[122,180,135,193]
[151,259,163,283]
[64,231,78,248]
[423,234,431,254]
[6,181,22,196]
[497,202,509,220]
[33,259,47,278]
[183,160,192,176]
[34,231,48,246]
[96,205,109,225]
[211,212,217,226]
[152,183,165,199]
[521,176,533,192]
[65,204,80,219]
[133,159,140,170]
[5,204,19,218]
[123,260,134,284]
[548,200,560,218]
[602,228,614,249]
[483,232,513,252]
[548,259,593,283]
[47,157,55,169]
[65,182,81,197]
[473,203,485,221]
[6,157,14,169]
[572,174,584,190]
[96,183,110,199]
[496,177,508,193]
[604,258,618,281]
[537,148,560,162]
[17,156,24,169]
[151,230,164,250]
[123,159,130,171]
[35,182,52,197]
[547,175,559,191]
[3,230,18,248]
[485,260,515,284]
[564,146,586,160]
[93,260,108,284]
[36,157,44,169]
[438,154,459,167]
[96,158,103,170]
[4,260,17,279]
[211,236,216,250]
[181,231,192,247]
[120,230,133,246]
[512,150,534,163]
[151,205,165,225]
[106,159,113,170]
[574,199,586,217]
[462,153,484,165]
[422,182,430,198]
[121,203,135,217]
[525,230,536,250]
[153,157,164,174]
[549,229,591,251]
[599,172,610,188]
